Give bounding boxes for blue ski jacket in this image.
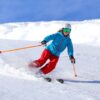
[43,32,74,57]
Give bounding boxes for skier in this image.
[29,23,75,77]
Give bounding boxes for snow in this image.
[0,20,100,100]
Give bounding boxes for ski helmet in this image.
[65,23,71,30]
[63,23,71,33]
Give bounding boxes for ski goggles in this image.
[63,28,71,33]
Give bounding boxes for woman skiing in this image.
[29,23,75,77]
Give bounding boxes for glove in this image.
[41,40,47,46]
[69,55,75,64]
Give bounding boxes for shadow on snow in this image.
[64,79,100,84]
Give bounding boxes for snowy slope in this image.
[0,20,100,45]
[0,20,100,100]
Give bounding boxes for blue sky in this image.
[0,0,100,23]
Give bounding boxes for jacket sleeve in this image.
[67,38,74,57]
[42,33,57,43]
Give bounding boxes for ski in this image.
[43,77,64,84]
[56,79,64,83]
[44,77,52,82]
